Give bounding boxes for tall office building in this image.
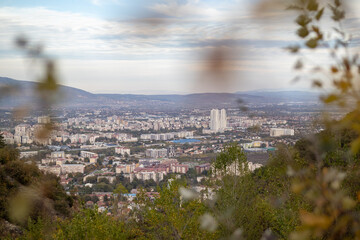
[210,109,227,133]
[210,109,220,132]
[220,109,227,130]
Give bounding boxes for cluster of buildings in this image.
[140,131,193,141]
[3,124,138,146]
[212,160,263,176]
[66,114,209,133]
[115,158,205,182]
[4,109,298,149]
[57,132,137,144]
[37,150,100,176]
[3,124,50,145]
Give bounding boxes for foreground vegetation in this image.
[1,122,360,239]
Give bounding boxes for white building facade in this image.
[210,109,227,133]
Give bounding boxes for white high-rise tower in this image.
[220,109,227,131]
[210,109,227,133]
[210,109,219,132]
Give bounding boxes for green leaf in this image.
[331,9,345,21]
[296,14,311,27]
[297,27,309,38]
[315,8,324,20]
[321,94,339,103]
[305,38,318,48]
[307,0,318,11]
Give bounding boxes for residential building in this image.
[195,163,211,174]
[145,148,168,158]
[61,164,85,174]
[115,147,130,156]
[270,128,295,137]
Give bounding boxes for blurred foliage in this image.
[212,143,248,176]
[196,124,360,239]
[20,208,137,240]
[0,146,74,238]
[11,36,61,143]
[47,208,133,240]
[208,144,308,239]
[285,0,360,239]
[133,180,218,239]
[203,1,360,239]
[18,180,216,240]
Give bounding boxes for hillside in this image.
[0,77,320,110]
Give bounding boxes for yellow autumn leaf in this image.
[351,137,360,154]
[291,182,306,194]
[299,210,332,229]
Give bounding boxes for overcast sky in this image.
[0,0,359,94]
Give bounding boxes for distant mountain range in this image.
[0,77,321,110]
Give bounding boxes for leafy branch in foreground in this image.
[286,0,360,239]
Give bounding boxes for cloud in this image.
[0,5,301,94]
[2,1,357,94]
[149,0,221,18]
[0,5,291,61]
[90,0,122,6]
